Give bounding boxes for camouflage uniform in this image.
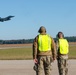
[33,26,56,75]
[37,56,53,75]
[57,55,68,75]
[56,35,69,75]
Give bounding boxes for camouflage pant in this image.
[57,55,68,75]
[36,56,53,75]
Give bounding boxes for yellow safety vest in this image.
[59,39,69,54]
[38,34,51,51]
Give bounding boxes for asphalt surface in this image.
[0,60,76,75]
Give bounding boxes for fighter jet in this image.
[0,15,15,22]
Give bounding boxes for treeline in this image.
[55,36,76,42]
[0,39,33,44]
[65,36,76,42]
[0,36,76,44]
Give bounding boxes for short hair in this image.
[38,26,46,33]
[57,31,64,38]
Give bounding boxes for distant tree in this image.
[0,36,76,44]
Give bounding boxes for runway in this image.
[0,60,76,75]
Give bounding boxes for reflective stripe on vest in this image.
[38,34,51,51]
[59,39,69,54]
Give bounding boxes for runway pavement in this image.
[0,60,76,75]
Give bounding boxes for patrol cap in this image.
[38,26,46,33]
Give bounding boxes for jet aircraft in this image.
[0,16,14,22]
